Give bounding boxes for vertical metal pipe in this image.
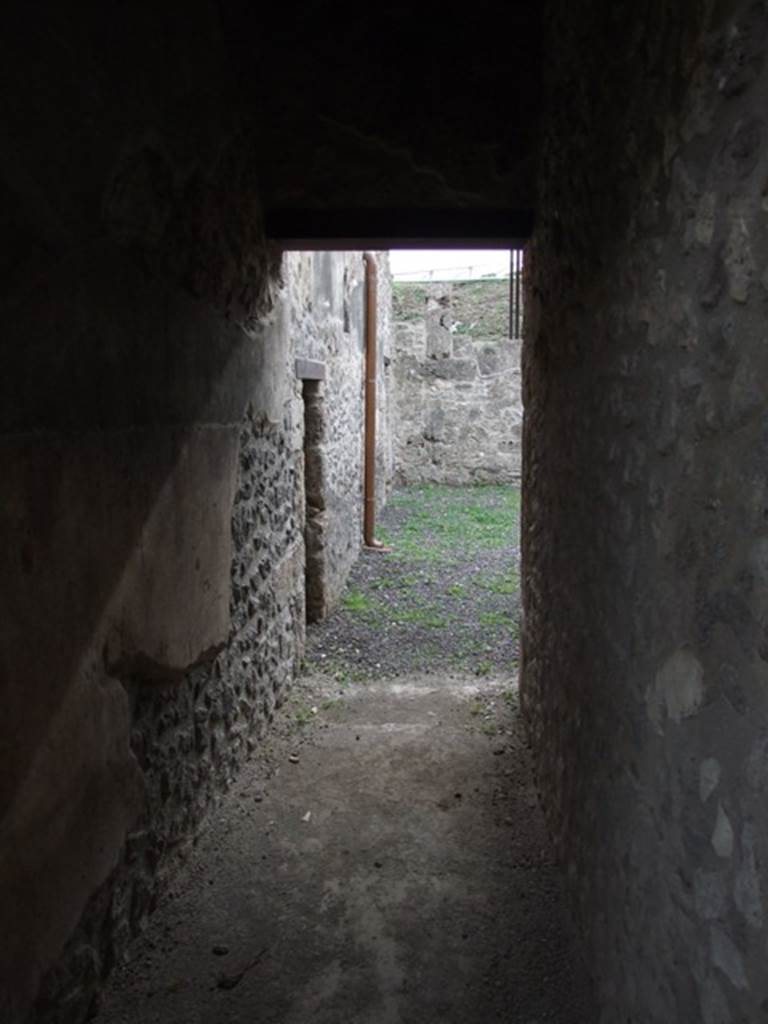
[509,249,515,338]
[518,248,523,338]
[514,250,520,339]
[513,248,522,338]
[516,249,521,338]
[363,252,383,548]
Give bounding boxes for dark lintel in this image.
[267,209,534,250]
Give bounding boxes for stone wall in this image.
[376,258,396,507]
[286,251,393,620]
[1,238,384,1022]
[392,281,521,484]
[523,1,768,1020]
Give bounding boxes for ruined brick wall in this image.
[392,281,521,484]
[524,1,768,1020]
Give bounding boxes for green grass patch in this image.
[392,282,428,321]
[472,568,520,594]
[451,280,511,339]
[393,607,449,628]
[379,485,520,567]
[393,280,510,340]
[342,590,378,613]
[479,610,515,628]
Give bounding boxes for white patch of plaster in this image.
[710,925,748,990]
[746,738,768,790]
[694,869,727,921]
[663,117,680,171]
[700,759,721,803]
[724,217,754,303]
[648,648,705,729]
[695,192,717,245]
[699,974,732,1024]
[735,823,763,929]
[729,358,763,427]
[749,537,768,583]
[712,803,734,859]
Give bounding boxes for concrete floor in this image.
[99,673,596,1023]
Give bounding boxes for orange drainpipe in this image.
[363,252,385,549]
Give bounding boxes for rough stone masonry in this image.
[392,279,522,485]
[523,2,768,1021]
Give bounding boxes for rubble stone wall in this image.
[392,281,522,484]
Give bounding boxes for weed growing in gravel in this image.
[293,703,315,727]
[472,568,520,594]
[479,610,515,627]
[369,572,427,591]
[342,590,377,612]
[393,607,449,628]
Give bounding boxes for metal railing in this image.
[393,263,509,281]
[392,248,525,339]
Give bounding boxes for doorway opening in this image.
[98,242,596,1024]
[301,244,525,688]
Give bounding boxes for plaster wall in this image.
[1,229,377,1021]
[524,1,768,1019]
[1,253,300,1023]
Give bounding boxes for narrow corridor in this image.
[99,489,595,1023]
[9,5,768,1020]
[99,673,595,1024]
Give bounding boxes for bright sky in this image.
[389,249,510,282]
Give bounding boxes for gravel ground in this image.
[305,485,521,679]
[100,672,597,1024]
[98,485,598,1024]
